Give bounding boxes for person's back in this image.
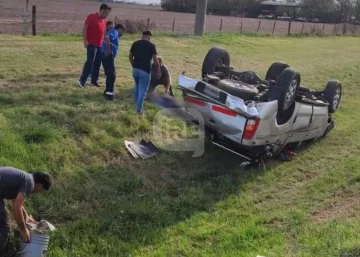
[129,30,160,116]
[131,39,157,74]
[0,167,34,200]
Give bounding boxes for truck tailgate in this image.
[184,95,247,140]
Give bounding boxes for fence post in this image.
[287,20,292,35]
[220,19,223,32]
[172,17,175,33]
[146,18,150,30]
[22,0,29,36]
[322,24,325,34]
[32,5,36,36]
[333,24,336,35]
[343,23,346,35]
[257,20,261,33]
[301,22,305,34]
[272,20,276,35]
[352,24,356,36]
[240,20,243,33]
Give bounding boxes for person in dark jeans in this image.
[77,3,111,88]
[128,30,160,116]
[148,56,174,97]
[101,24,126,100]
[0,167,52,256]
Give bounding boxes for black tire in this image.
[268,68,301,113]
[265,62,290,81]
[323,80,342,113]
[202,47,230,79]
[215,79,259,101]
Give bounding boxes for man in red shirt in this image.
[78,4,111,88]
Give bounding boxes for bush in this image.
[114,17,157,34]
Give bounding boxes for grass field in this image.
[0,33,360,257]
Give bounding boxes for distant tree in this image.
[160,0,360,23]
[336,0,355,21]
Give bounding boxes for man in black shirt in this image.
[129,30,160,116]
[148,56,174,97]
[0,167,52,255]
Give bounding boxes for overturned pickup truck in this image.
[177,47,342,169]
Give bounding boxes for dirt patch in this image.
[311,196,360,222]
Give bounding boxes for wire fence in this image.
[0,1,359,36]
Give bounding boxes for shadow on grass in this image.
[339,247,360,257]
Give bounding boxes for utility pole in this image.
[194,0,208,36]
[22,0,29,36]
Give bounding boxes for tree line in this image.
[160,0,360,23]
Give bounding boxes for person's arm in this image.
[105,35,110,56]
[12,193,30,243]
[83,25,87,47]
[22,207,35,223]
[83,16,90,48]
[129,44,134,67]
[152,45,160,78]
[129,53,134,67]
[164,76,171,94]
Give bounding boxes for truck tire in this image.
[202,47,230,79]
[265,62,290,81]
[216,79,259,101]
[323,80,342,113]
[268,68,300,113]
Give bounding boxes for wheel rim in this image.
[284,79,298,108]
[214,58,223,72]
[332,86,341,110]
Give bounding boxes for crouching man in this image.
[0,167,52,255]
[148,56,174,97]
[101,23,126,100]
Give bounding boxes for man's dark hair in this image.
[100,3,111,11]
[33,172,52,191]
[143,30,152,37]
[115,23,126,31]
[106,21,114,26]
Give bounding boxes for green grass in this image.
[1,33,360,257]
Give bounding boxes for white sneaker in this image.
[77,79,85,88]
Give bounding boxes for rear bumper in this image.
[205,126,267,161]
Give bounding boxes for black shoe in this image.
[104,94,114,101]
[91,82,101,87]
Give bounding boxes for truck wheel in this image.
[323,80,342,113]
[202,47,230,79]
[265,62,289,81]
[268,68,300,113]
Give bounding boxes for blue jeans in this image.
[0,200,9,256]
[133,68,151,113]
[79,44,102,85]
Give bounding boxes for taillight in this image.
[212,105,237,117]
[184,97,205,107]
[243,118,261,140]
